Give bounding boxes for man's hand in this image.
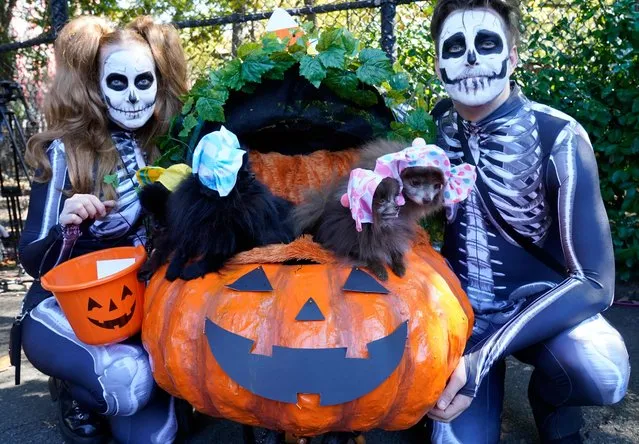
[427,357,473,423]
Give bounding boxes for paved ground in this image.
[0,269,637,444]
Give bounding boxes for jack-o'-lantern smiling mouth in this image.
[206,318,408,406]
[88,301,136,330]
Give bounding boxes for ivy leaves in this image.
[299,55,326,88]
[357,49,393,86]
[318,47,346,69]
[296,30,395,104]
[160,25,435,167]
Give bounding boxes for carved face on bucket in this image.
[87,285,136,330]
[437,8,511,106]
[100,42,157,130]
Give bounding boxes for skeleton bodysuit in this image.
[427,8,629,442]
[17,42,177,443]
[430,86,630,443]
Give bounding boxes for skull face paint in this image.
[438,9,511,106]
[100,43,157,130]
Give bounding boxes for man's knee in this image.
[554,315,630,405]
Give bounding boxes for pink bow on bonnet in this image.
[340,168,403,232]
[374,138,477,206]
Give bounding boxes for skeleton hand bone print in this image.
[437,8,512,106]
[100,43,157,130]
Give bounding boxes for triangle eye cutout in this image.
[121,285,133,300]
[343,268,389,294]
[295,298,325,321]
[87,298,102,311]
[226,266,273,292]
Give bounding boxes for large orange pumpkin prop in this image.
[143,205,473,436]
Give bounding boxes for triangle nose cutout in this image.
[295,298,325,321]
[109,300,118,312]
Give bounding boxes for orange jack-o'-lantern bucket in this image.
[41,246,147,345]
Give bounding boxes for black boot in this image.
[49,377,109,444]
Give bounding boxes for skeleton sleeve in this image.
[18,140,68,277]
[459,122,615,397]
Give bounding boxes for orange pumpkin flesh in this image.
[142,232,472,436]
[248,149,360,204]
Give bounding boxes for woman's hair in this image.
[26,16,188,200]
[430,0,522,51]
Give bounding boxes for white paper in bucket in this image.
[96,258,135,279]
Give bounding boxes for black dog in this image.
[139,153,295,281]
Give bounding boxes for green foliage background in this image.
[517,0,639,282]
[159,27,436,167]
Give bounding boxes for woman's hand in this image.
[59,194,116,226]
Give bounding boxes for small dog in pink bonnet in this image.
[294,169,413,281]
[357,138,475,220]
[294,139,476,281]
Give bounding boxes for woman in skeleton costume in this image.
[16,16,188,443]
[425,0,630,443]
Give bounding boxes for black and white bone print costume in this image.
[429,85,630,443]
[18,132,176,443]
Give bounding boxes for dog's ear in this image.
[236,151,256,182]
[139,182,171,224]
[240,149,251,170]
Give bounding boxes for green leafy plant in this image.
[157,26,435,166]
[518,0,639,282]
[103,173,120,188]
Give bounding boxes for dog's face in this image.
[400,167,445,207]
[373,178,401,224]
[235,152,257,184]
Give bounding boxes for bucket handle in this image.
[37,224,81,278]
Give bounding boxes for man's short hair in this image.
[430,0,522,51]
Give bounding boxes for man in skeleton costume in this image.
[425,1,630,443]
[16,16,188,444]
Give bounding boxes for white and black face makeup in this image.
[100,43,157,130]
[438,9,511,106]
